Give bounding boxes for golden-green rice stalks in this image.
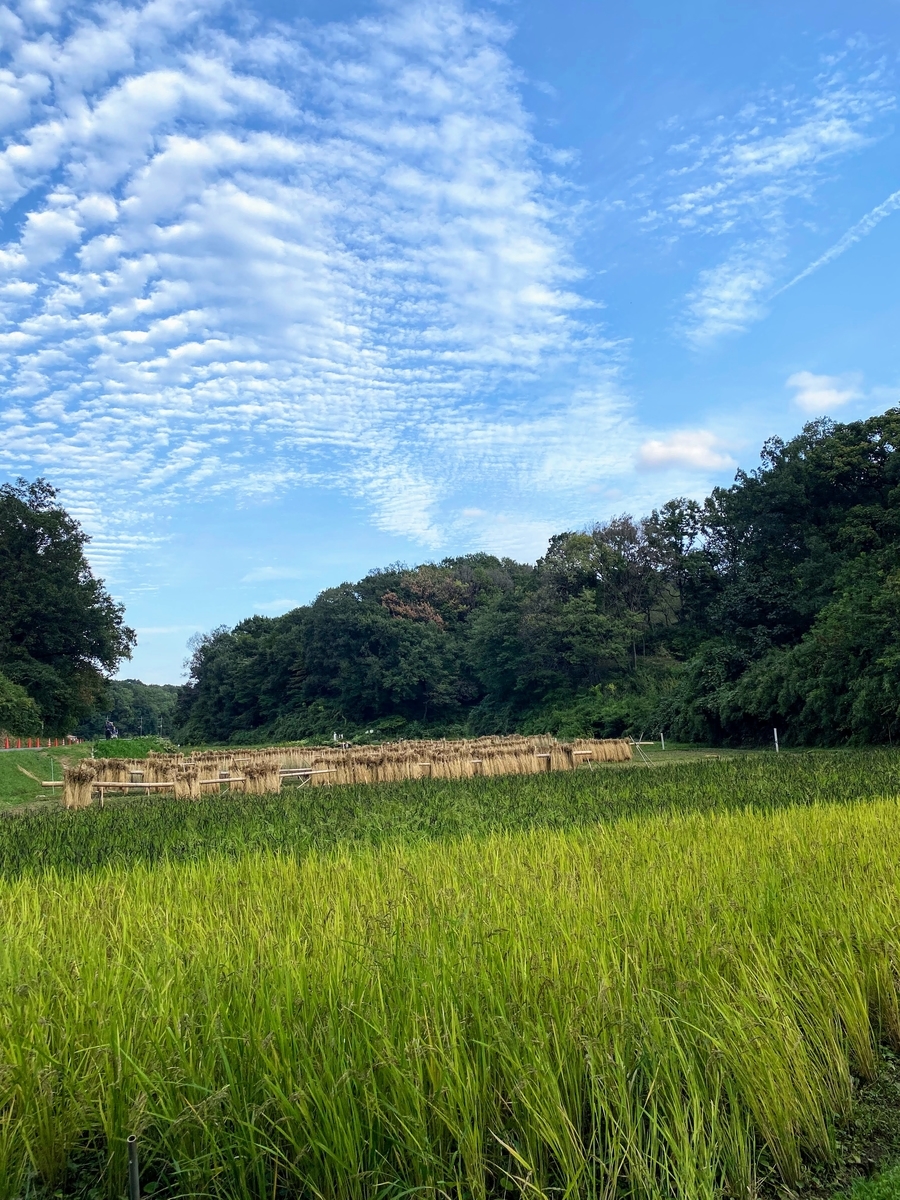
[2,801,900,1199]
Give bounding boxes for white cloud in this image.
[638,430,736,472]
[787,370,862,414]
[683,249,773,346]
[630,52,896,345]
[0,0,628,569]
[464,512,561,560]
[655,67,892,238]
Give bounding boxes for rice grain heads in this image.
[2,800,900,1198]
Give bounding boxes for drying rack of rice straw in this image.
[50,736,632,809]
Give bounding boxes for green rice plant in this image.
[2,748,900,878]
[2,798,900,1198]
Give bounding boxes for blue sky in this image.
[0,0,897,683]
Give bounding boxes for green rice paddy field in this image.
[3,751,900,1199]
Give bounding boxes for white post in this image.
[660,730,665,751]
[774,728,779,753]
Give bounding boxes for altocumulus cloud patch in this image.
[0,0,638,569]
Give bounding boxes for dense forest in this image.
[75,679,180,740]
[175,409,900,747]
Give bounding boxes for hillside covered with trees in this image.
[75,678,180,740]
[175,409,900,747]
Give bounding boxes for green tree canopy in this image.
[0,670,41,737]
[75,678,179,740]
[0,478,136,733]
[173,408,900,748]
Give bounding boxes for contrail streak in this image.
[776,186,900,294]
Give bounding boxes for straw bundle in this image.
[240,763,282,796]
[572,738,632,764]
[174,765,201,801]
[144,752,184,783]
[93,757,131,784]
[67,735,633,807]
[279,735,632,784]
[63,760,97,809]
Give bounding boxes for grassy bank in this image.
[3,799,900,1198]
[0,744,89,808]
[2,749,899,877]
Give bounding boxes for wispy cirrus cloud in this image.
[135,624,203,636]
[240,566,307,583]
[630,50,896,346]
[0,0,635,569]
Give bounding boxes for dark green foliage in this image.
[0,669,41,736]
[175,533,684,743]
[663,411,900,744]
[170,407,900,747]
[0,478,135,733]
[76,679,179,739]
[91,736,179,758]
[2,749,898,878]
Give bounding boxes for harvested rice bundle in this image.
[241,763,282,795]
[69,733,632,809]
[571,738,632,763]
[63,759,97,809]
[174,765,201,800]
[94,758,132,783]
[144,751,184,781]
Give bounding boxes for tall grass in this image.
[2,749,899,878]
[3,798,900,1199]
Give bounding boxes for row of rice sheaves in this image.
[62,735,632,807]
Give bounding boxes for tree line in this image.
[4,410,899,746]
[175,409,900,747]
